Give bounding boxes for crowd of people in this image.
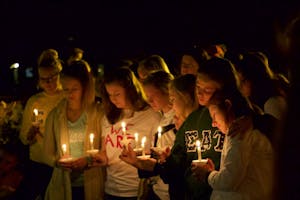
[0,19,296,199]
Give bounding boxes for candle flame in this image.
[196,140,202,160]
[33,108,38,116]
[141,136,146,148]
[121,121,126,129]
[134,132,139,142]
[89,133,94,142]
[196,140,200,148]
[196,140,201,147]
[157,127,162,148]
[89,133,95,150]
[158,126,162,133]
[62,144,67,154]
[121,122,126,134]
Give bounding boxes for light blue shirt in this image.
[68,112,87,187]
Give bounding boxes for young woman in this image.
[143,70,176,149]
[139,70,175,200]
[234,51,288,120]
[43,60,105,200]
[191,86,274,200]
[19,48,65,199]
[95,67,161,200]
[159,58,236,200]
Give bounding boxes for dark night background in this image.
[1,2,300,199]
[0,0,299,101]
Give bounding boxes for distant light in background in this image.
[97,64,104,77]
[10,62,19,69]
[25,67,34,78]
[10,62,20,85]
[67,36,75,41]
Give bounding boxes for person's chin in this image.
[198,100,206,106]
[114,104,122,108]
[45,88,56,94]
[151,105,159,111]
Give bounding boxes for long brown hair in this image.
[100,67,148,124]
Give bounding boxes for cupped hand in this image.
[119,145,138,166]
[191,158,215,182]
[92,151,108,166]
[27,126,40,145]
[158,146,171,163]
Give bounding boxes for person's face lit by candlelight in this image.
[62,77,83,108]
[105,82,131,109]
[208,105,229,134]
[180,55,199,76]
[143,84,169,112]
[169,87,188,119]
[196,75,220,106]
[38,67,60,95]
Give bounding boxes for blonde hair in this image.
[37,49,62,72]
[137,55,171,81]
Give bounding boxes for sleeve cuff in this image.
[207,170,218,185]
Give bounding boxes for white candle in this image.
[157,126,162,148]
[141,136,146,157]
[33,108,38,123]
[196,140,202,160]
[121,121,126,136]
[134,132,139,146]
[62,144,67,156]
[89,133,94,150]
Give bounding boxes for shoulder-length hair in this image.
[100,67,148,124]
[235,51,279,108]
[60,60,95,109]
[208,87,253,123]
[138,54,171,74]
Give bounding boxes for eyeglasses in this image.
[39,73,59,83]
